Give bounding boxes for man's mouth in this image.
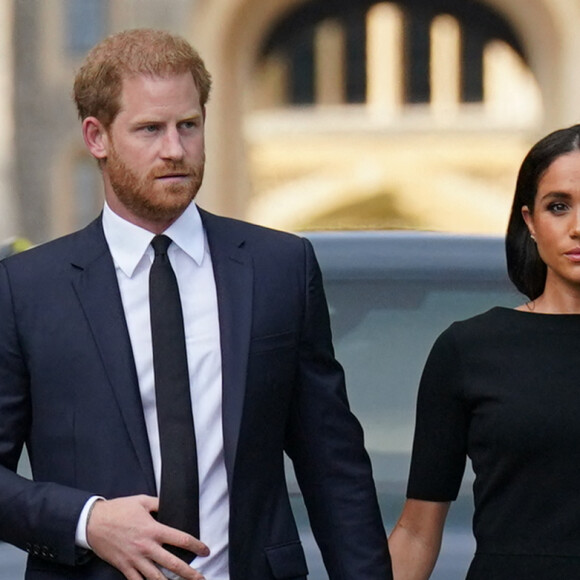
[156,172,190,180]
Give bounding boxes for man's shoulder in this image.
[200,208,307,248]
[1,217,106,274]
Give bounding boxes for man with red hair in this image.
[0,29,391,580]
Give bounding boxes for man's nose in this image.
[160,128,185,160]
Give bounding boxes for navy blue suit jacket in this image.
[0,208,391,579]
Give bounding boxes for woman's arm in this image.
[388,499,450,580]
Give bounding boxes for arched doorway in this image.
[191,0,577,232]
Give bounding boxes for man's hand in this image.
[86,495,209,580]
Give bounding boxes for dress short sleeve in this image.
[406,325,468,501]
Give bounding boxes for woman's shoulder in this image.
[450,305,580,337]
[447,306,513,335]
[434,307,525,353]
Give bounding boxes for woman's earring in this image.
[530,233,536,242]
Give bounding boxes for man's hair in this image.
[73,28,212,128]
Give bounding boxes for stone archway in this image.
[191,0,580,220]
[479,0,580,131]
[191,0,308,218]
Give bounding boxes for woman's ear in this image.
[521,205,536,240]
[82,117,109,161]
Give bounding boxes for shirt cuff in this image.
[75,496,105,550]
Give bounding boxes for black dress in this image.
[407,307,580,579]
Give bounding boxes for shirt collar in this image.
[102,201,205,277]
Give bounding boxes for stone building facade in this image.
[2,0,580,241]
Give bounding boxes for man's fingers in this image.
[154,555,206,580]
[137,559,177,580]
[86,494,210,580]
[140,494,160,513]
[163,530,210,558]
[148,541,207,580]
[151,528,210,579]
[139,524,208,580]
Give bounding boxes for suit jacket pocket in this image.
[250,330,297,354]
[264,541,308,579]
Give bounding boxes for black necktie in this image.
[149,235,199,562]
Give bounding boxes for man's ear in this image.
[82,117,109,161]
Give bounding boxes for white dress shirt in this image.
[78,202,230,579]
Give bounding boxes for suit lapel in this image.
[200,210,253,487]
[67,211,252,492]
[69,218,156,493]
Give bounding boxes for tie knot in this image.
[151,235,172,256]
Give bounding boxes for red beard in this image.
[106,144,205,224]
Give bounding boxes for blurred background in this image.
[0,0,579,244]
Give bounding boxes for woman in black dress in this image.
[388,124,580,579]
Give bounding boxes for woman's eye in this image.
[548,202,569,213]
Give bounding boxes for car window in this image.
[328,281,521,478]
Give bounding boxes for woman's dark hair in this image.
[506,124,580,299]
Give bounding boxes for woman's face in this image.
[522,150,580,293]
